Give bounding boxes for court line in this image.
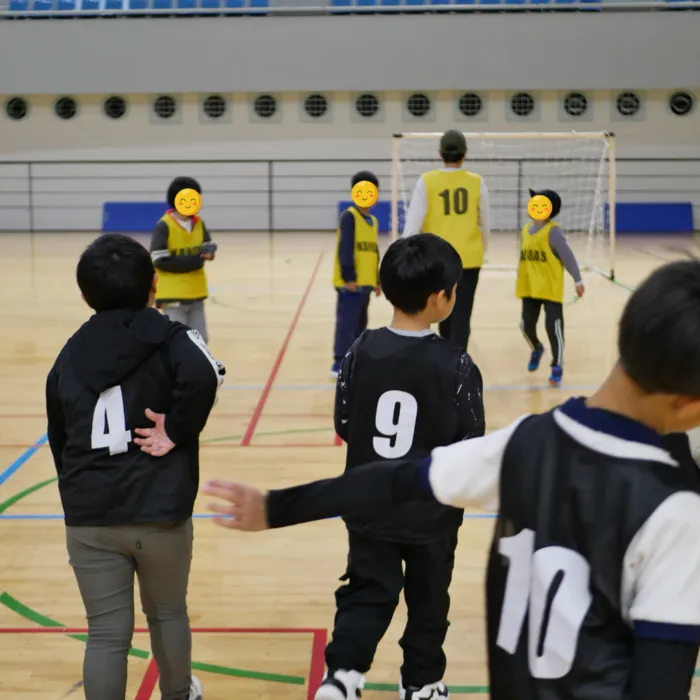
[308,629,327,700]
[241,251,325,447]
[134,659,159,700]
[0,593,306,685]
[0,434,48,487]
[0,513,497,521]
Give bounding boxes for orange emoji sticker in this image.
[174,188,202,217]
[351,181,378,209]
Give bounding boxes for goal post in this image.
[391,131,616,280]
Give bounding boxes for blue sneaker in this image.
[330,360,341,379]
[527,344,545,372]
[549,365,563,387]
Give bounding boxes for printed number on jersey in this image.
[373,390,418,458]
[438,187,468,216]
[496,529,592,679]
[91,386,132,455]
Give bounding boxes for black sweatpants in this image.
[520,297,564,367]
[438,267,480,351]
[325,530,458,688]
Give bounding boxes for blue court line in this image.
[0,512,497,521]
[0,434,48,487]
[221,384,599,392]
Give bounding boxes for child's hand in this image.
[345,281,358,293]
[200,252,215,261]
[374,286,382,297]
[576,283,585,298]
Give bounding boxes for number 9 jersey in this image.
[334,327,484,543]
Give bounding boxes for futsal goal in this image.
[391,132,616,280]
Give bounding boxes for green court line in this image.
[201,426,332,444]
[0,592,304,685]
[0,476,57,514]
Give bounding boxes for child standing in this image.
[319,234,485,700]
[331,171,381,378]
[150,177,217,342]
[516,188,584,387]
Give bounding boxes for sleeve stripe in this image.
[186,330,225,390]
[151,250,170,262]
[634,621,700,643]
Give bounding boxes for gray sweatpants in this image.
[66,520,194,700]
[162,301,208,343]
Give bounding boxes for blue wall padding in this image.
[337,201,404,234]
[606,202,694,234]
[103,202,168,232]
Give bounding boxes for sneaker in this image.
[400,678,449,700]
[315,669,365,700]
[549,364,563,387]
[527,344,545,372]
[189,674,203,700]
[330,360,342,379]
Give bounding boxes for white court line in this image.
[221,384,599,392]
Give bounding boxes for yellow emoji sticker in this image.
[351,181,378,209]
[174,188,202,217]
[528,194,552,221]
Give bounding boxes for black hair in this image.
[167,176,202,209]
[619,259,700,395]
[528,188,562,219]
[351,171,379,189]
[440,129,467,164]
[77,234,155,312]
[379,233,463,315]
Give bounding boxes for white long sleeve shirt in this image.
[402,168,491,254]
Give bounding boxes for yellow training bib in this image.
[155,214,209,302]
[333,207,379,288]
[516,220,564,303]
[421,169,483,269]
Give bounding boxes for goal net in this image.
[392,132,616,279]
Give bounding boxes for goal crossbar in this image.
[391,131,616,280]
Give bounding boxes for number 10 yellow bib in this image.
[421,169,483,268]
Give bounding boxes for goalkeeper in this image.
[517,188,584,387]
[402,130,490,351]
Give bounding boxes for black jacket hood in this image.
[68,308,172,394]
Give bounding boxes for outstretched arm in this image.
[548,226,583,291]
[402,176,427,237]
[202,416,528,530]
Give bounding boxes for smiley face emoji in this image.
[174,188,202,217]
[351,181,379,209]
[527,195,552,221]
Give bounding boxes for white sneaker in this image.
[315,669,365,700]
[399,677,449,700]
[189,674,203,700]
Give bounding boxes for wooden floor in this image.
[0,231,696,700]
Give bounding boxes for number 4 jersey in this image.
[335,327,485,543]
[426,397,700,699]
[46,307,225,526]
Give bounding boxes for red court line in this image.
[241,251,325,447]
[333,434,343,447]
[308,628,328,700]
[134,658,159,700]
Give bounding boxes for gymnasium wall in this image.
[1,91,699,232]
[1,12,699,94]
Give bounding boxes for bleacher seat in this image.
[247,0,268,8]
[151,0,172,9]
[9,0,29,12]
[200,0,221,8]
[80,0,100,9]
[224,0,244,10]
[32,0,53,10]
[330,0,352,13]
[57,0,76,10]
[177,0,197,9]
[129,0,148,9]
[356,0,378,5]
[453,0,475,5]
[104,0,124,10]
[380,0,401,6]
